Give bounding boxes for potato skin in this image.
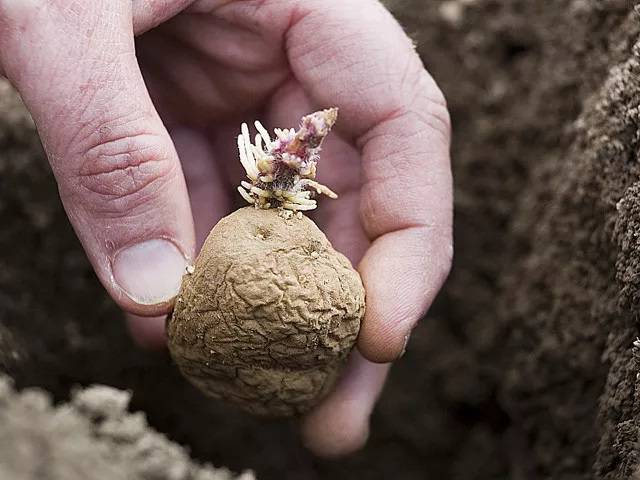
[168,207,365,417]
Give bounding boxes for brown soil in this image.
[1,1,640,479]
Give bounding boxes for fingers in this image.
[301,352,390,457]
[277,0,453,362]
[216,0,453,361]
[0,1,195,316]
[356,103,452,362]
[219,0,453,362]
[356,93,452,363]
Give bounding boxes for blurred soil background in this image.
[2,0,640,478]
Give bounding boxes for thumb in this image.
[0,1,195,316]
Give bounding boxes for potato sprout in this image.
[236,109,339,212]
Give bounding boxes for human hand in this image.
[0,0,452,457]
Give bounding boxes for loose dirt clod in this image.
[0,376,252,480]
[168,111,365,416]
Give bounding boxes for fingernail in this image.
[113,239,187,306]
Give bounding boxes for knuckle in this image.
[70,128,177,216]
[406,70,452,147]
[394,48,451,142]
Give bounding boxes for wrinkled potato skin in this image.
[168,207,365,417]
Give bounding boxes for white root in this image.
[281,202,316,211]
[296,179,338,199]
[284,192,316,206]
[250,186,271,198]
[255,121,273,149]
[237,186,254,204]
[298,190,312,198]
[237,135,258,181]
[241,123,257,172]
